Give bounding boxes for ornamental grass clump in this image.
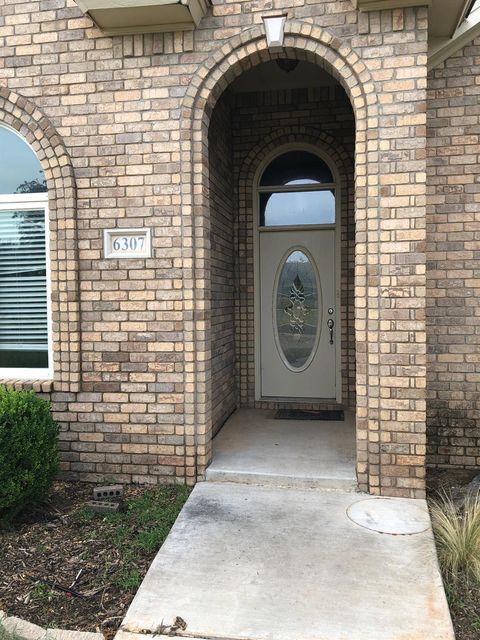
[431,491,480,583]
[0,386,59,524]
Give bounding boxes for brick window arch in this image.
[0,89,80,392]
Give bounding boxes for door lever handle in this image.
[327,318,334,345]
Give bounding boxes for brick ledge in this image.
[0,379,53,393]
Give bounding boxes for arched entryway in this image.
[203,66,357,489]
[179,22,379,493]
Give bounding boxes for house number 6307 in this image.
[112,236,145,252]
[104,228,151,259]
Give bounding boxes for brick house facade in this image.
[0,0,478,499]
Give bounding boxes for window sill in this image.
[0,378,53,393]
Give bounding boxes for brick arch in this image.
[179,22,378,490]
[238,128,353,193]
[0,87,80,392]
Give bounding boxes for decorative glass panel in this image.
[0,126,47,195]
[260,151,333,187]
[275,250,320,370]
[260,190,335,226]
[0,209,48,368]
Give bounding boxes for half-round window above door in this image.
[260,150,333,187]
[258,150,336,227]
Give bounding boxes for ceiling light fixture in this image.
[276,59,299,73]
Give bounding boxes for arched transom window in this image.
[0,125,51,378]
[258,150,336,227]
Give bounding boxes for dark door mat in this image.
[274,409,345,421]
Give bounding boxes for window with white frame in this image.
[0,125,52,379]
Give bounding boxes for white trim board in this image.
[0,196,53,381]
[355,0,432,9]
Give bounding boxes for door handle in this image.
[327,318,334,345]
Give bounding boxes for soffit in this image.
[355,0,432,9]
[356,0,464,37]
[429,1,480,68]
[356,0,480,68]
[75,0,210,35]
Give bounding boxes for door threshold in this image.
[274,409,344,421]
[258,396,339,403]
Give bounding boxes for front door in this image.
[255,148,338,401]
[260,229,336,399]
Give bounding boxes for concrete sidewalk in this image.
[116,482,454,640]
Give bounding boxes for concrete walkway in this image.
[206,409,357,490]
[117,482,454,640]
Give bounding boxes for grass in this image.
[0,481,191,635]
[67,485,190,592]
[69,482,192,599]
[77,483,191,592]
[29,582,53,604]
[430,491,480,640]
[430,492,480,582]
[0,624,22,640]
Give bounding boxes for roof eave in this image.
[428,5,480,69]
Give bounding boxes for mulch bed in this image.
[0,482,189,639]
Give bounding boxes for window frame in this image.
[0,192,53,380]
[257,151,337,229]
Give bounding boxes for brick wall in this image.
[0,0,430,496]
[426,37,480,470]
[208,91,236,435]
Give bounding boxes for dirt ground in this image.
[0,482,189,638]
[1,472,478,639]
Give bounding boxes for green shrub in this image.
[0,386,59,523]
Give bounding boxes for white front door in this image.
[259,229,337,399]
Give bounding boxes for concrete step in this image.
[207,408,358,491]
[205,465,358,491]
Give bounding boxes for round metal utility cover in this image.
[347,498,430,535]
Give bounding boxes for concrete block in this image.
[86,500,121,514]
[92,485,123,501]
[2,616,46,640]
[47,629,103,640]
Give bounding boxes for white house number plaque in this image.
[104,228,151,259]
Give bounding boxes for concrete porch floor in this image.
[206,408,357,490]
[116,482,454,640]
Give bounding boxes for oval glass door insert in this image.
[275,249,320,370]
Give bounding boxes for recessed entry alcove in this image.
[203,57,357,487]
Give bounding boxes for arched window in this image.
[258,150,336,227]
[0,125,51,378]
